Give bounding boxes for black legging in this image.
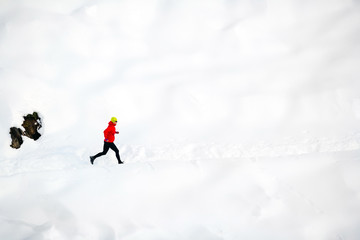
[93,141,121,163]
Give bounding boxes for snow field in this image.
[1,0,360,239]
[1,150,360,239]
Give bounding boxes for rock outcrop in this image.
[9,112,42,149]
[9,127,24,149]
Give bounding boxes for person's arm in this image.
[104,127,110,142]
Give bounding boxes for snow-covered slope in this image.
[1,0,360,239]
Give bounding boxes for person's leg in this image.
[109,142,123,164]
[91,142,110,163]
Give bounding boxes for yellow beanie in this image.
[111,117,117,123]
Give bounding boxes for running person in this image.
[90,117,123,164]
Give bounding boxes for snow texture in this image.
[1,0,360,239]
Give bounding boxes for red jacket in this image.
[103,121,117,143]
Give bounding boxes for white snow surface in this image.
[1,0,360,239]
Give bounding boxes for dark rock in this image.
[22,112,42,140]
[9,127,24,149]
[9,111,42,149]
